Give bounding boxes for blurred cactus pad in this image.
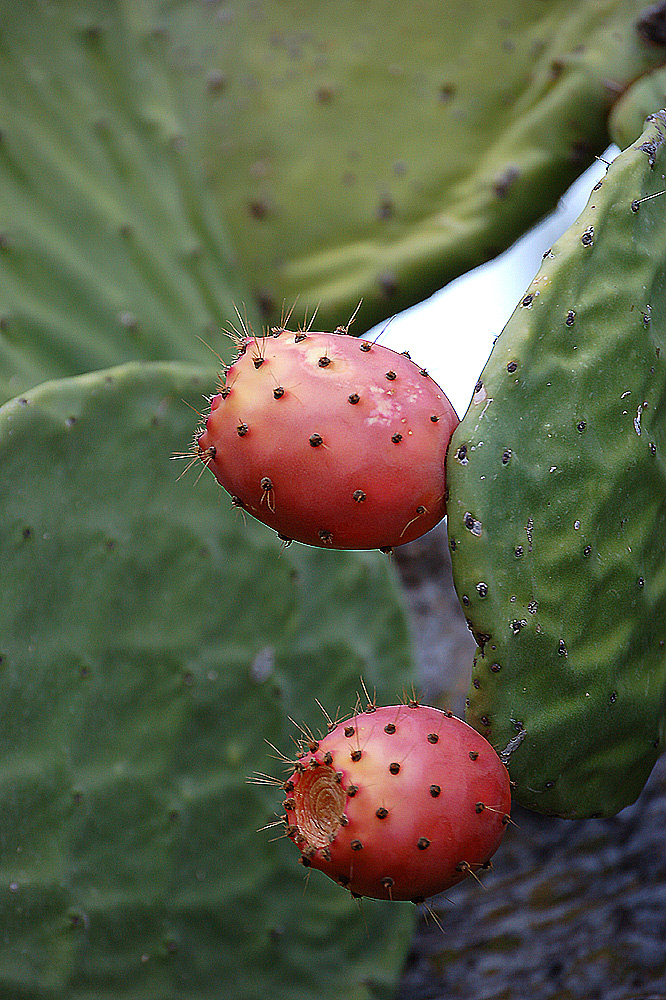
[448,111,666,819]
[0,361,415,998]
[2,1,666,405]
[155,0,666,328]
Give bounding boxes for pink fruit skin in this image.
[282,704,511,901]
[197,331,459,549]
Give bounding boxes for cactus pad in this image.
[1,0,664,373]
[610,64,666,149]
[447,111,666,818]
[0,6,256,404]
[0,361,415,998]
[146,0,666,329]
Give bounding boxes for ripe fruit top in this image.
[196,329,459,549]
[280,703,511,901]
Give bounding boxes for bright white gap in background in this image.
[368,145,620,418]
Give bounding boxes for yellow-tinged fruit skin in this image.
[283,704,511,900]
[198,331,459,549]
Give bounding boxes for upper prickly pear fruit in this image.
[195,327,459,549]
[278,703,511,901]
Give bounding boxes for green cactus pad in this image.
[2,3,663,376]
[609,4,666,149]
[0,361,415,998]
[0,7,256,404]
[447,111,666,819]
[610,64,666,149]
[138,0,666,329]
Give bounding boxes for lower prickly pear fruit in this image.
[195,326,459,549]
[277,702,511,901]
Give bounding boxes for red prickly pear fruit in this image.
[195,328,459,549]
[280,703,511,901]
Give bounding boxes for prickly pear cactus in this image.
[609,2,666,150]
[143,0,666,328]
[0,362,415,999]
[0,5,257,404]
[610,63,666,149]
[2,1,663,390]
[447,111,666,819]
